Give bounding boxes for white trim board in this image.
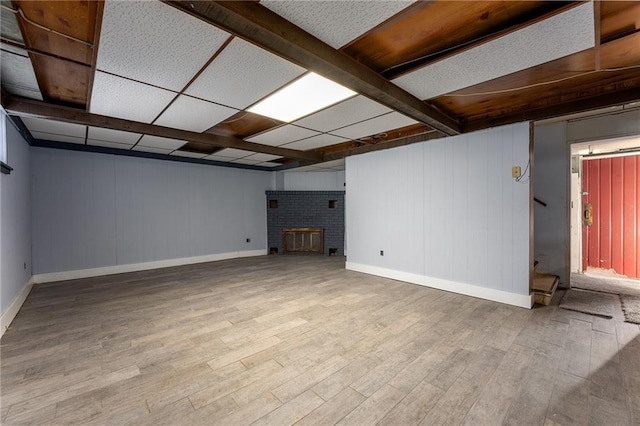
[1,279,34,338]
[347,262,533,309]
[31,249,267,284]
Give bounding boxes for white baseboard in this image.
[1,278,34,338]
[31,249,267,284]
[347,262,533,309]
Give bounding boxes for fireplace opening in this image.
[283,228,324,254]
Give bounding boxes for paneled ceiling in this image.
[1,0,639,171]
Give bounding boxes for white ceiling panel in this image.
[246,125,319,146]
[87,127,141,144]
[31,132,85,145]
[21,117,86,137]
[154,95,237,132]
[232,158,262,165]
[331,112,418,140]
[262,0,414,49]
[258,162,282,168]
[1,6,24,43]
[393,2,595,100]
[137,135,187,150]
[132,146,173,155]
[170,151,208,159]
[90,72,175,123]
[214,148,255,159]
[87,140,134,149]
[294,95,392,132]
[203,154,235,162]
[243,153,282,162]
[282,134,349,150]
[97,0,230,91]
[185,38,305,109]
[0,44,43,100]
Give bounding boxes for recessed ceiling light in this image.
[248,72,356,122]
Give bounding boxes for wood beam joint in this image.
[162,0,461,136]
[2,95,322,162]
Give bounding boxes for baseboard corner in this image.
[1,278,34,338]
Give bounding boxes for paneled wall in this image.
[534,122,570,286]
[31,148,274,276]
[567,108,640,143]
[346,122,532,307]
[279,171,346,191]
[1,117,32,317]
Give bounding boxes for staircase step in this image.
[533,272,559,306]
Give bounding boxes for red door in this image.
[582,155,640,278]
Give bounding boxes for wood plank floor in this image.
[1,256,639,425]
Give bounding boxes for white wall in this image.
[534,122,570,286]
[567,108,640,143]
[31,148,274,279]
[346,122,532,308]
[280,170,345,191]
[1,116,32,331]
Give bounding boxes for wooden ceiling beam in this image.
[2,95,322,162]
[463,86,640,133]
[162,0,461,136]
[322,130,444,162]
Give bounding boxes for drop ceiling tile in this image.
[87,140,134,150]
[0,45,43,100]
[1,5,24,43]
[185,37,305,109]
[203,154,235,162]
[21,117,86,137]
[331,112,418,140]
[262,0,414,49]
[214,148,255,159]
[90,72,175,123]
[31,132,85,145]
[132,146,173,155]
[243,153,282,162]
[258,162,282,168]
[137,135,187,150]
[170,151,209,159]
[97,0,230,90]
[154,95,237,132]
[294,95,392,132]
[282,134,349,150]
[232,158,262,165]
[87,127,141,144]
[246,125,319,146]
[393,2,595,100]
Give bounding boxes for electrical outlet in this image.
[23,262,27,270]
[512,166,521,178]
[246,238,251,243]
[380,250,384,256]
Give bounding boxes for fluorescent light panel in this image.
[248,73,356,122]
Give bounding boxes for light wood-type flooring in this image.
[1,256,639,425]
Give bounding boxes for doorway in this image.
[570,137,640,285]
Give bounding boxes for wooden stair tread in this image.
[532,272,559,306]
[533,273,558,293]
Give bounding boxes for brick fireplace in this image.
[266,190,344,256]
